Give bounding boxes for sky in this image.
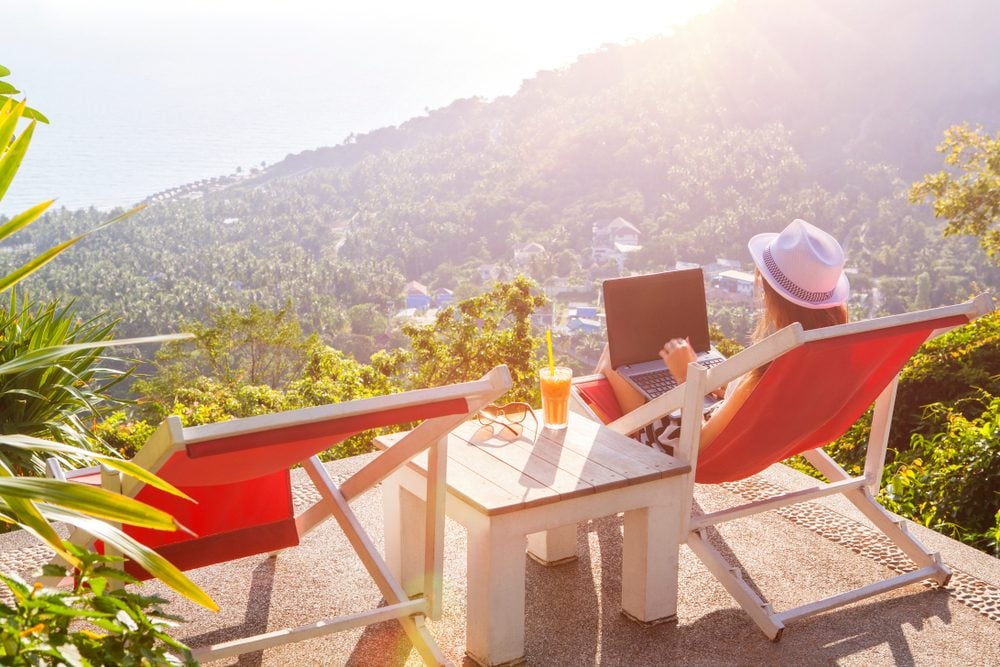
[2,0,720,213]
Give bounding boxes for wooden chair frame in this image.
[602,295,993,640]
[55,365,513,665]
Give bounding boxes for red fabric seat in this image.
[100,396,472,578]
[696,315,966,483]
[573,314,969,484]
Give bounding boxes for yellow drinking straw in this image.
[546,329,555,375]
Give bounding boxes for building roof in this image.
[607,216,640,234]
[517,242,546,254]
[718,269,755,283]
[404,280,429,296]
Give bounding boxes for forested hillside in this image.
[1,0,998,344]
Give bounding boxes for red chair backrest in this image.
[695,315,967,483]
[117,395,472,578]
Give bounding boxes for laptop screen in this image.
[604,268,712,369]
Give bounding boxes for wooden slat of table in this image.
[444,424,578,513]
[552,414,689,484]
[497,423,632,493]
[449,421,600,499]
[377,430,558,515]
[376,413,690,516]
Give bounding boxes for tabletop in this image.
[375,411,689,516]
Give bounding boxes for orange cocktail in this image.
[539,366,572,429]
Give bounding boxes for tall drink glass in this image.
[539,366,572,430]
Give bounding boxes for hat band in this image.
[763,246,835,304]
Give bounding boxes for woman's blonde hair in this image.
[749,270,848,380]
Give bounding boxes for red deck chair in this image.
[578,296,993,640]
[54,366,512,665]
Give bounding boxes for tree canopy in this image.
[910,124,1000,264]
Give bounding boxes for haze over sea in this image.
[2,0,716,216]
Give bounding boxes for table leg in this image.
[620,491,680,625]
[526,524,577,565]
[465,515,528,666]
[382,472,426,598]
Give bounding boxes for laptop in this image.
[603,268,726,402]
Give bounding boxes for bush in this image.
[894,309,1000,448]
[879,394,1000,555]
[0,542,195,666]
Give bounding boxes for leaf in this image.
[0,478,184,530]
[89,576,107,596]
[0,571,31,600]
[21,107,49,124]
[42,507,218,611]
[0,115,34,201]
[0,82,16,94]
[0,333,195,377]
[0,98,23,152]
[116,608,139,631]
[0,199,54,244]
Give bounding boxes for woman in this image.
[599,218,850,451]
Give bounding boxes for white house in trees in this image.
[592,217,642,271]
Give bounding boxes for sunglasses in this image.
[476,402,538,437]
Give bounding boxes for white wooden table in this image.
[376,411,690,666]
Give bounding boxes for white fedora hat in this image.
[747,219,849,309]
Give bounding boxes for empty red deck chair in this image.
[581,296,993,640]
[56,365,512,665]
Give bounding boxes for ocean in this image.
[1,0,715,216]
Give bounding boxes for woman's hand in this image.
[659,337,696,383]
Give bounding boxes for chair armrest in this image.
[608,383,686,436]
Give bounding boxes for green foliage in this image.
[0,292,130,474]
[0,542,194,666]
[130,324,408,460]
[93,412,157,460]
[134,303,310,412]
[880,395,1000,555]
[895,309,1000,446]
[401,277,547,404]
[910,124,1000,264]
[708,323,745,358]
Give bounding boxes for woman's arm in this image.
[660,338,727,399]
[698,373,757,451]
[594,343,647,414]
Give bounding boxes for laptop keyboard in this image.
[632,356,725,396]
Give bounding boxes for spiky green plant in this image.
[0,293,132,473]
[0,65,215,612]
